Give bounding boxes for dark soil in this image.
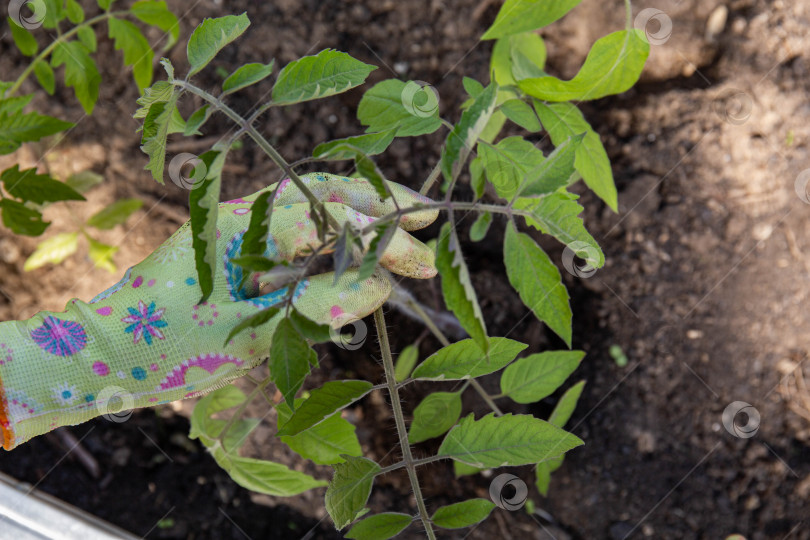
[1,0,809,539]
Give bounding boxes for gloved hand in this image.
[0,173,438,450]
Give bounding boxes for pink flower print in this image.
[122,301,167,345]
[31,316,88,356]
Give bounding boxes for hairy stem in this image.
[359,200,519,236]
[419,160,443,196]
[624,0,633,30]
[172,81,342,232]
[374,308,436,540]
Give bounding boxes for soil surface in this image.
[1,0,809,539]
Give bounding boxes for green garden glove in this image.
[0,173,438,450]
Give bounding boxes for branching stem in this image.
[374,308,436,540]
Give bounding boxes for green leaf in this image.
[357,219,397,282]
[469,155,485,200]
[357,79,441,136]
[239,190,273,258]
[394,344,418,383]
[435,222,488,352]
[441,83,497,183]
[477,136,544,200]
[188,150,225,302]
[42,0,65,29]
[51,41,101,114]
[462,77,484,98]
[535,461,553,496]
[66,170,103,193]
[131,0,179,49]
[0,199,48,236]
[411,338,527,380]
[189,385,246,441]
[431,499,495,529]
[222,61,275,95]
[509,32,547,80]
[187,13,250,76]
[23,232,78,270]
[533,100,616,211]
[97,0,114,10]
[86,198,143,229]
[134,81,174,119]
[272,49,376,105]
[269,318,316,408]
[77,26,97,52]
[500,99,542,132]
[140,91,179,182]
[1,165,85,204]
[438,413,583,467]
[203,417,260,452]
[224,307,280,345]
[408,391,462,443]
[8,18,38,56]
[183,104,211,136]
[214,452,326,496]
[326,456,381,529]
[503,223,572,346]
[86,236,118,272]
[65,0,84,23]
[276,400,362,465]
[0,111,73,148]
[500,350,584,403]
[289,309,333,344]
[108,17,153,91]
[313,129,396,161]
[469,211,492,242]
[549,380,585,427]
[354,153,391,200]
[518,133,583,197]
[33,59,56,94]
[519,30,649,102]
[230,255,278,275]
[0,96,33,116]
[333,225,360,284]
[345,513,412,540]
[278,380,373,436]
[513,191,604,268]
[453,461,485,477]
[482,0,582,39]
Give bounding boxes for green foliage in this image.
[187,14,250,76]
[345,513,412,540]
[326,456,381,529]
[499,350,584,403]
[482,0,582,39]
[435,223,489,352]
[107,3,647,534]
[431,499,495,529]
[411,338,526,380]
[408,391,462,443]
[504,222,572,346]
[270,318,317,408]
[222,61,275,95]
[438,413,583,468]
[85,199,143,229]
[272,49,376,105]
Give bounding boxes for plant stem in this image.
[624,0,633,30]
[469,379,504,415]
[373,308,436,540]
[172,81,342,232]
[7,10,127,97]
[419,160,443,196]
[358,200,518,236]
